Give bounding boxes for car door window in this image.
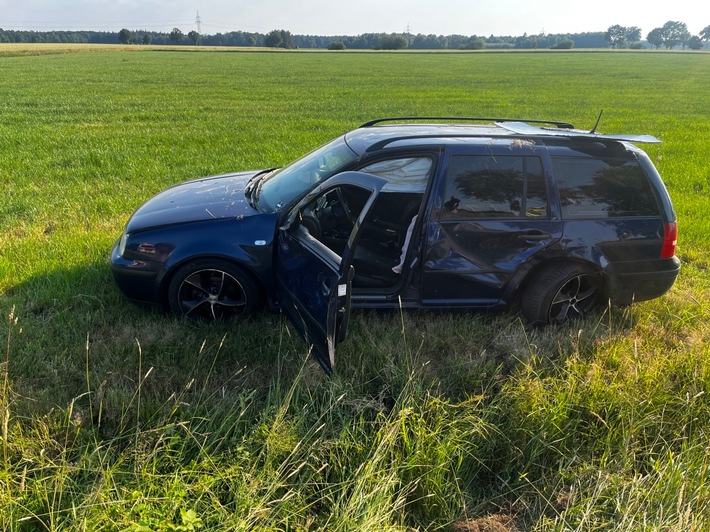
[441,155,547,219]
[360,157,432,192]
[297,184,371,257]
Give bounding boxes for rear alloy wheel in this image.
[522,263,603,326]
[168,259,260,321]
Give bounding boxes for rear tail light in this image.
[660,221,677,259]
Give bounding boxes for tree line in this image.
[0,27,609,49]
[1,21,708,50]
[606,22,710,50]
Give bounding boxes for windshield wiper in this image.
[245,169,276,208]
[245,170,268,199]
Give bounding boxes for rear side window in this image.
[441,155,548,219]
[553,157,659,218]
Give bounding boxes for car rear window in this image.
[441,155,548,219]
[553,156,659,218]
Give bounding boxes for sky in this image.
[0,0,708,38]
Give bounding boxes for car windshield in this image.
[255,136,358,213]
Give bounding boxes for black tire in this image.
[522,263,603,326]
[167,259,261,321]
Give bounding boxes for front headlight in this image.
[118,232,129,257]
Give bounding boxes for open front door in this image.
[274,172,387,374]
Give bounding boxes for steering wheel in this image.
[298,200,323,239]
[300,214,321,239]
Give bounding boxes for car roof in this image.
[343,118,660,155]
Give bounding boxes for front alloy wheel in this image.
[168,260,260,321]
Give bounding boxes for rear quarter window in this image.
[553,156,659,218]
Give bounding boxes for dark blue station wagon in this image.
[111,118,680,373]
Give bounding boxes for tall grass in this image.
[0,309,498,529]
[1,46,710,529]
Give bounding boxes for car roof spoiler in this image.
[359,116,575,129]
[496,121,661,144]
[358,117,661,144]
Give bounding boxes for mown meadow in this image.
[1,46,710,530]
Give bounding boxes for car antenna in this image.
[589,109,604,134]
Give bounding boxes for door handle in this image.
[518,231,550,242]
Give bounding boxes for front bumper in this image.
[110,243,164,307]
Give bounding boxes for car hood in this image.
[126,170,264,233]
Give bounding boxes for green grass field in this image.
[1,46,710,530]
